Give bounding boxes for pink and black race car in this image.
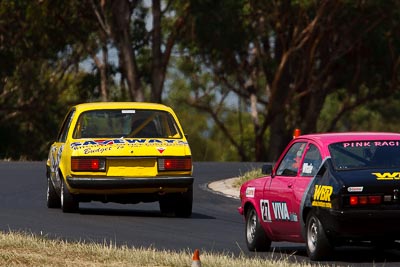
[238,132,400,260]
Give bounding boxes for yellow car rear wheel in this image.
[159,185,193,218]
[61,178,79,213]
[47,176,61,208]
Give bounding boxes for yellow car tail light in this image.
[158,157,192,171]
[71,157,106,172]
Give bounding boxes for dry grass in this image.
[233,168,264,188]
[0,231,313,267]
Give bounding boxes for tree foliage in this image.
[0,0,400,161]
[178,0,400,160]
[0,0,98,159]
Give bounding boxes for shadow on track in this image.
[78,207,215,219]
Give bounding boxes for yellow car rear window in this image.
[73,109,182,139]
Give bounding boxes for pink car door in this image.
[263,141,322,241]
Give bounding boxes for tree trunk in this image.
[151,0,163,103]
[150,0,188,103]
[110,0,144,101]
[99,44,108,101]
[249,90,266,161]
[267,112,291,161]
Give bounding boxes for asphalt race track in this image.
[2,161,400,266]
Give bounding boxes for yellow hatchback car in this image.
[46,102,193,217]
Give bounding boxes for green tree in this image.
[89,0,190,102]
[167,56,257,161]
[1,0,400,162]
[0,0,191,159]
[178,0,400,161]
[0,1,99,159]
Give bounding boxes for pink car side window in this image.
[301,144,322,176]
[276,142,307,176]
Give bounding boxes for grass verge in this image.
[0,231,312,267]
[233,167,264,188]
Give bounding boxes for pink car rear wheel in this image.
[305,211,333,260]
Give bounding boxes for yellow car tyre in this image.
[47,176,61,209]
[61,178,79,213]
[159,185,193,218]
[175,184,193,218]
